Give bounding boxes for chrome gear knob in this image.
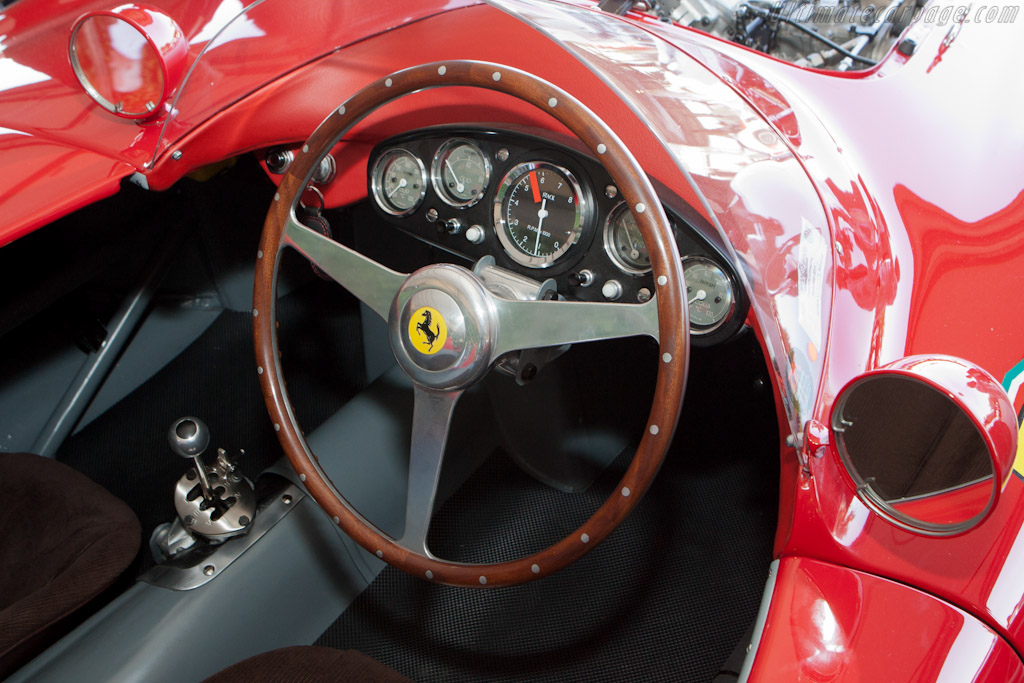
[168,417,210,459]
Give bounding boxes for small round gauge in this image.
[431,138,491,207]
[492,161,587,268]
[682,256,735,335]
[604,201,651,274]
[371,148,427,216]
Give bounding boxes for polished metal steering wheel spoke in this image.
[397,385,464,556]
[282,214,406,321]
[491,295,659,357]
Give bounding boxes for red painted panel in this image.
[747,557,1024,682]
[0,131,132,247]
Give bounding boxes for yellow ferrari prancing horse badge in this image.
[409,306,447,355]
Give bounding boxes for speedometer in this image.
[492,161,586,268]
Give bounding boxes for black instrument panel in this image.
[366,127,746,345]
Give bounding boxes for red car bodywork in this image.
[1,0,1022,679]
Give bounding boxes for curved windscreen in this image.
[489,0,832,438]
[148,0,476,166]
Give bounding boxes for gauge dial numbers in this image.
[603,201,651,274]
[682,256,735,335]
[431,138,491,208]
[371,148,427,216]
[493,161,587,269]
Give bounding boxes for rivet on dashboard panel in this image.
[203,565,215,576]
[171,150,182,161]
[495,148,509,162]
[637,287,652,303]
[426,208,439,223]
[605,185,618,199]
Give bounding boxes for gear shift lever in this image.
[168,417,215,504]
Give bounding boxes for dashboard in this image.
[364,127,747,346]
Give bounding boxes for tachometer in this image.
[682,256,735,335]
[431,138,491,207]
[492,161,586,268]
[371,148,427,216]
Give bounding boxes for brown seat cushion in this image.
[203,646,413,683]
[0,452,140,678]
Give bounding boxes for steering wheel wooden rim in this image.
[254,61,688,587]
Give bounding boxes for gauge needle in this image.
[689,289,707,305]
[535,198,548,253]
[444,159,464,193]
[529,171,541,203]
[387,177,408,198]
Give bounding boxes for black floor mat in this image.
[56,280,366,576]
[317,336,779,683]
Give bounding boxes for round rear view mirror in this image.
[69,5,186,120]
[831,355,1018,536]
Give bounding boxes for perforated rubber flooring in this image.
[317,336,779,683]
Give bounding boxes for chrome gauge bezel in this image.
[430,138,492,208]
[681,255,736,336]
[603,201,652,275]
[371,148,427,217]
[492,160,588,269]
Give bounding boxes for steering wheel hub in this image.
[388,264,496,391]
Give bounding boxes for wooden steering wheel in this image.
[253,61,688,587]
